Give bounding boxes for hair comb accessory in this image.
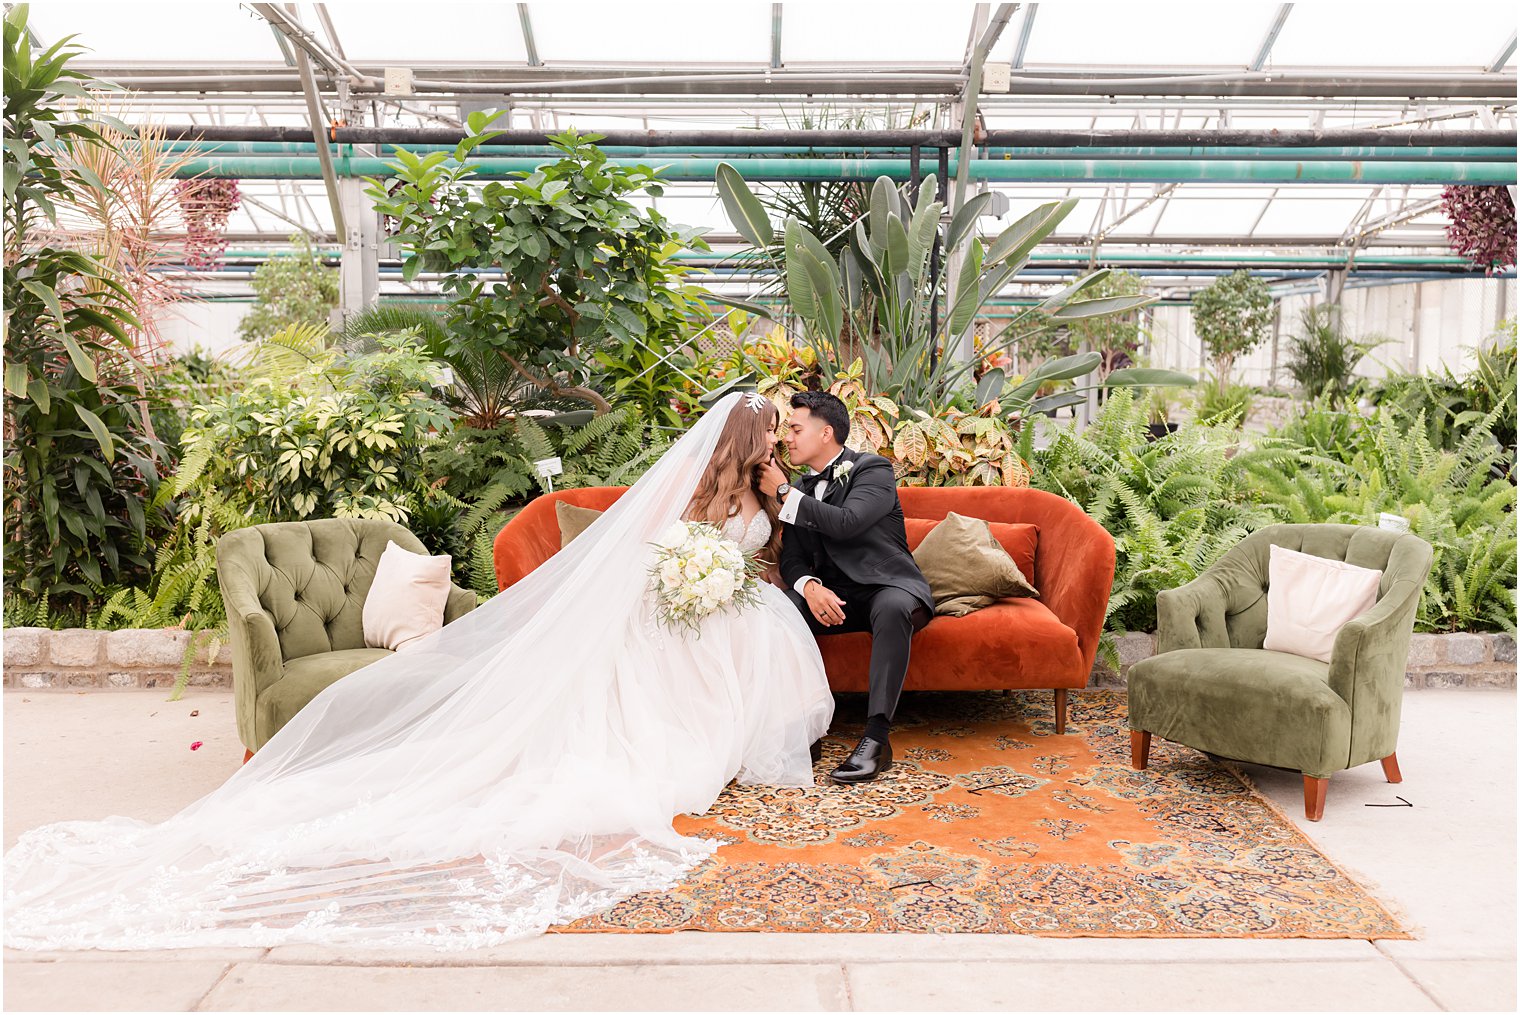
[743,392,767,413]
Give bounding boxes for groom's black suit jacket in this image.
[778,447,934,612]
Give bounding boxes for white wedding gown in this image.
[4,392,835,951]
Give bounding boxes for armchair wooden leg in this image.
[1131,730,1151,770]
[1380,753,1403,783]
[1303,775,1328,821]
[243,748,254,765]
[1054,688,1068,734]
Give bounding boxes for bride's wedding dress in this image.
[4,392,835,951]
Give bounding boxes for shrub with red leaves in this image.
[1441,185,1516,275]
[174,177,241,268]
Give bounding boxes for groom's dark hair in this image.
[790,390,850,445]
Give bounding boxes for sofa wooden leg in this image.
[1000,689,1010,697]
[243,748,254,765]
[1303,775,1328,821]
[1054,688,1068,734]
[1380,753,1403,783]
[1131,730,1151,770]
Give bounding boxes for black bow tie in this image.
[803,462,838,488]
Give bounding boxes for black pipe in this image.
[147,125,1518,148]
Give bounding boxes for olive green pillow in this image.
[555,501,603,548]
[911,511,1039,617]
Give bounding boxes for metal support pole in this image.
[929,147,950,369]
[337,176,378,327]
[284,6,346,241]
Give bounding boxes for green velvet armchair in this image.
[1127,523,1433,821]
[216,518,476,757]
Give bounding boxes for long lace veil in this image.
[5,391,755,950]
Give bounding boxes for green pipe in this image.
[157,140,1518,162]
[677,251,1478,267]
[209,248,1479,269]
[171,156,1516,185]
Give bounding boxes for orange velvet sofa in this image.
[493,486,1116,733]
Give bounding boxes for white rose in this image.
[707,569,736,598]
[656,522,689,549]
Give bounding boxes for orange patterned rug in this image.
[560,690,1408,938]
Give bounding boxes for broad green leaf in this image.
[973,367,1007,406]
[26,377,51,414]
[946,191,993,250]
[708,295,775,319]
[946,239,986,338]
[1050,293,1156,319]
[57,331,98,383]
[801,252,842,341]
[986,198,1077,267]
[840,246,866,310]
[1038,269,1113,312]
[1028,351,1103,383]
[1028,390,1090,414]
[714,162,774,248]
[1103,367,1197,387]
[906,176,940,277]
[868,176,895,255]
[73,404,116,461]
[4,361,28,397]
[784,218,817,321]
[884,214,910,278]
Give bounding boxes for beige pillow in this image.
[911,512,1038,617]
[362,540,452,653]
[556,501,603,548]
[1263,543,1383,663]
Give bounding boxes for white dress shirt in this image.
[780,450,846,598]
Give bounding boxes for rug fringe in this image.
[1218,761,1418,940]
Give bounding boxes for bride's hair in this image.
[685,396,785,562]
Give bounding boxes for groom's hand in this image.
[756,458,787,498]
[803,581,847,626]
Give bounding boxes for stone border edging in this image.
[2,626,1515,690]
[2,628,228,690]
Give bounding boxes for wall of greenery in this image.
[3,28,1511,653]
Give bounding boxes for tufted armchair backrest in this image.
[216,518,432,662]
[1207,523,1425,649]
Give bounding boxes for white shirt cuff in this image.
[777,486,806,524]
[793,575,819,597]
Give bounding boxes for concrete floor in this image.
[3,688,1514,1012]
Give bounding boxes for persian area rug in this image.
[559,690,1408,939]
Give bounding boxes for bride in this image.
[4,390,835,951]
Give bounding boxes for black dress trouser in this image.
[787,574,932,724]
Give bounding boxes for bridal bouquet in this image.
[647,520,767,635]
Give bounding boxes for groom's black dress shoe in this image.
[810,738,823,764]
[829,736,892,784]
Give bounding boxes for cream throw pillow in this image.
[362,540,452,652]
[1263,543,1383,663]
[911,512,1038,618]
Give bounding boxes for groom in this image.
[757,391,934,784]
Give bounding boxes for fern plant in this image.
[1028,389,1293,641]
[421,406,670,591]
[1259,401,1516,632]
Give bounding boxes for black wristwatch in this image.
[775,482,793,500]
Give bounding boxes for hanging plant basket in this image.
[174,177,242,268]
[1441,184,1516,275]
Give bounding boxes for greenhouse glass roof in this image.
[22,1,1519,288]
